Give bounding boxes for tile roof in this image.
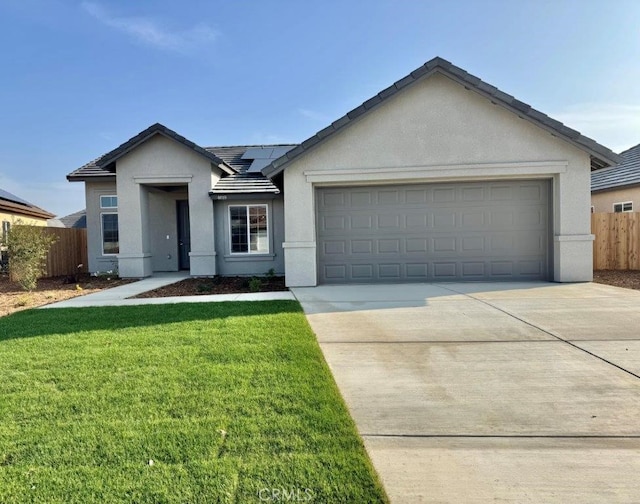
[208,145,296,195]
[67,123,237,181]
[210,173,280,195]
[262,56,621,177]
[68,143,295,195]
[0,188,55,219]
[96,123,235,175]
[66,155,112,180]
[591,143,640,192]
[59,209,87,228]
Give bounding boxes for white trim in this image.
[304,160,568,184]
[100,194,118,209]
[100,212,119,255]
[228,204,270,255]
[189,251,217,257]
[613,201,633,213]
[282,241,316,249]
[133,175,193,184]
[554,234,595,242]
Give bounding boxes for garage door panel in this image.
[317,180,550,283]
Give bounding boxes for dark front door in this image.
[177,200,191,270]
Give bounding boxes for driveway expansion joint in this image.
[438,284,640,381]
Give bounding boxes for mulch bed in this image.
[593,270,640,291]
[0,274,133,317]
[134,276,288,298]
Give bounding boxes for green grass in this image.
[0,302,387,503]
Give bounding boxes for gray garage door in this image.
[317,180,550,283]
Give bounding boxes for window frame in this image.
[100,195,118,209]
[613,201,633,213]
[228,204,270,255]
[100,212,119,256]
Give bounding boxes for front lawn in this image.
[0,302,387,503]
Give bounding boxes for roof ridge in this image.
[618,143,640,156]
[261,56,621,177]
[205,143,299,149]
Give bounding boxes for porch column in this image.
[188,174,217,276]
[552,169,594,282]
[282,171,317,287]
[116,182,153,278]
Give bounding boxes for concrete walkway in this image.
[42,271,295,308]
[293,282,640,503]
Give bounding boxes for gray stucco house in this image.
[591,143,640,213]
[67,57,620,286]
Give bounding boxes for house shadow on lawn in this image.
[0,300,302,342]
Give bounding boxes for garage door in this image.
[317,180,550,283]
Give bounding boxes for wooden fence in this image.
[592,212,640,270]
[42,228,88,277]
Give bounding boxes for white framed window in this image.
[101,213,119,255]
[100,195,118,209]
[613,201,633,213]
[229,204,269,254]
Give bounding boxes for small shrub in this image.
[13,294,32,307]
[5,223,57,291]
[92,269,118,281]
[249,277,262,292]
[197,282,213,293]
[265,268,276,279]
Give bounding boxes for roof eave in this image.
[0,201,55,220]
[94,123,236,176]
[592,182,640,194]
[66,173,116,182]
[208,190,280,200]
[262,59,621,177]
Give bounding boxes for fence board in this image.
[42,228,88,277]
[629,213,640,269]
[592,212,640,271]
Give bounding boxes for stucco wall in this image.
[85,180,119,274]
[0,212,48,227]
[282,72,593,286]
[592,186,640,213]
[148,189,187,272]
[115,134,221,277]
[213,196,285,276]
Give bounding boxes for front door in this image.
[177,200,191,270]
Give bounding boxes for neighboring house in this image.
[67,57,620,285]
[591,143,640,213]
[57,209,87,229]
[0,188,55,242]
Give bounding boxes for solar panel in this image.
[246,158,273,173]
[270,146,295,158]
[241,147,274,160]
[0,188,32,206]
[243,145,297,172]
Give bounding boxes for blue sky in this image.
[1,0,639,217]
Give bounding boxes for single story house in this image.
[67,57,620,286]
[0,188,55,242]
[591,143,640,213]
[49,209,87,229]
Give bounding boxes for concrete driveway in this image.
[292,282,640,503]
